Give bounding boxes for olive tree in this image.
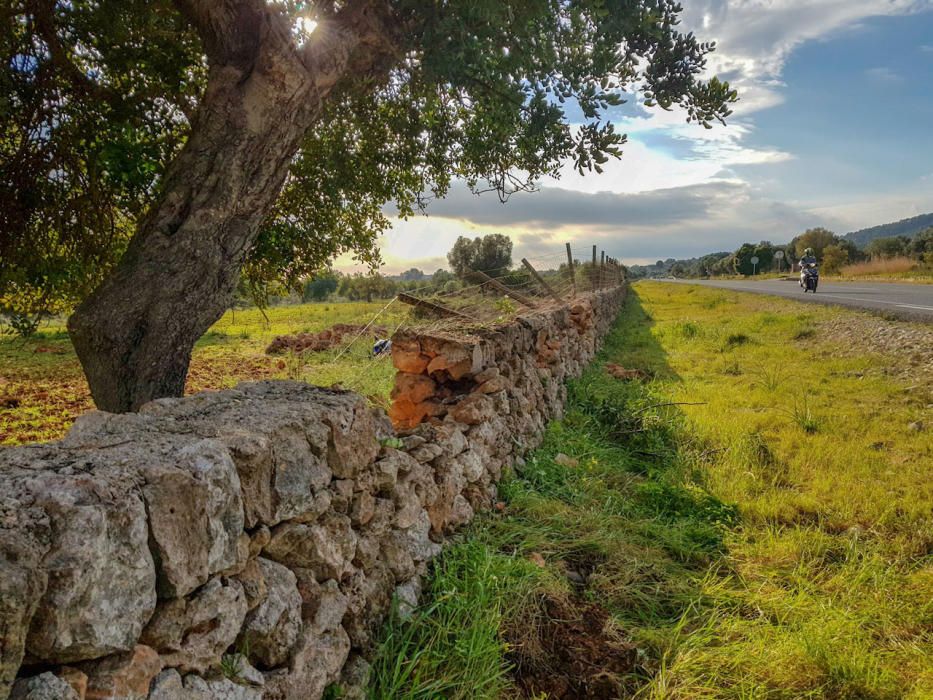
[3,0,736,411]
[447,233,514,279]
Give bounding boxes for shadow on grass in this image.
[365,288,739,699]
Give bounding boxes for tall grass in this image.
[839,257,917,276]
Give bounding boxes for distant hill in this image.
[844,212,933,248]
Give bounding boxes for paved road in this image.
[659,278,933,321]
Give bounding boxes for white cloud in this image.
[865,66,905,83]
[339,1,933,272]
[678,0,931,114]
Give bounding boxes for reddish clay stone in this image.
[83,645,161,700]
[391,373,436,404]
[392,347,430,374]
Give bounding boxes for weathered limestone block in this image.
[14,465,155,664]
[351,534,381,572]
[148,669,184,700]
[350,491,376,526]
[261,422,331,522]
[238,559,302,670]
[81,644,161,700]
[372,456,399,492]
[142,382,378,526]
[264,514,357,583]
[408,442,443,463]
[9,672,79,700]
[183,674,263,700]
[141,577,248,674]
[394,577,422,619]
[430,422,468,458]
[55,668,87,699]
[0,497,50,698]
[142,440,244,599]
[261,626,350,700]
[234,557,269,614]
[448,393,495,425]
[341,567,395,649]
[447,495,474,529]
[323,398,379,480]
[179,440,245,578]
[456,449,485,483]
[391,481,422,531]
[291,576,348,635]
[338,655,371,700]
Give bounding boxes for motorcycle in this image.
[800,263,819,293]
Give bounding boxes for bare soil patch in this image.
[265,323,388,354]
[506,594,638,699]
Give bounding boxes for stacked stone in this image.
[388,289,628,450]
[0,286,626,700]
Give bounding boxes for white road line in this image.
[781,294,933,313]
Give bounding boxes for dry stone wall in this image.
[0,286,625,700]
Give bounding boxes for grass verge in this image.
[0,301,408,445]
[366,282,932,699]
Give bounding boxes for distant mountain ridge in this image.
[844,212,933,248]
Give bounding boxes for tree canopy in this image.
[447,234,514,279]
[2,0,736,410]
[3,0,735,309]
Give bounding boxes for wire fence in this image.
[207,244,625,398]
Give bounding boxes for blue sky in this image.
[341,0,933,272]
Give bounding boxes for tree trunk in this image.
[68,2,390,412]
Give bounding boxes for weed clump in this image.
[723,332,750,348]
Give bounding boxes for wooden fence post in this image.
[591,245,597,291]
[521,258,564,305]
[397,293,474,320]
[465,268,537,308]
[565,242,576,298]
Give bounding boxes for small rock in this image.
[82,644,162,700]
[399,435,426,451]
[183,674,262,700]
[56,667,87,699]
[237,559,302,669]
[10,672,79,700]
[908,421,924,432]
[554,453,579,468]
[148,669,184,700]
[141,576,247,674]
[566,569,586,586]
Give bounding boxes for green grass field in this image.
[367,282,932,699]
[0,300,408,445]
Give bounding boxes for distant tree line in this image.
[629,226,933,279]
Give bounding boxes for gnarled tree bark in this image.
[68,0,398,412]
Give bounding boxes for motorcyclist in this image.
[799,247,818,288]
[799,247,817,269]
